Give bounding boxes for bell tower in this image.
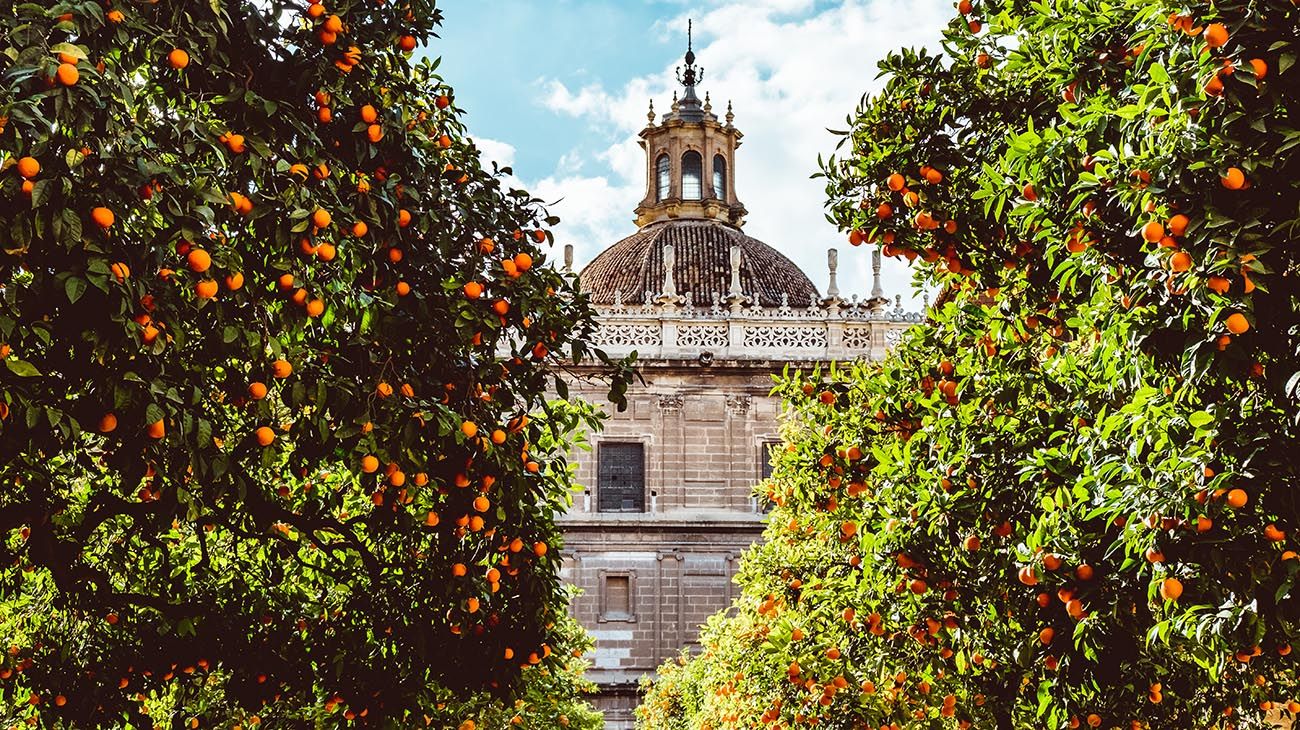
[634,21,747,229]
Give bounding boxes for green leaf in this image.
[4,359,41,377]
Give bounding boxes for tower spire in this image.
[676,19,703,90]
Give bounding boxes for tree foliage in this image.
[0,0,621,725]
[639,0,1299,728]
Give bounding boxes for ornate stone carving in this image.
[841,326,875,350]
[592,324,663,348]
[742,325,828,349]
[657,394,684,412]
[725,395,751,415]
[677,324,729,348]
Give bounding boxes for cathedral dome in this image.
[578,219,820,309]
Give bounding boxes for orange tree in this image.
[638,0,1299,728]
[0,0,627,726]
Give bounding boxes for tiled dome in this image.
[578,219,820,308]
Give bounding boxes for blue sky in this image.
[428,0,954,304]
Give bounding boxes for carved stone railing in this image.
[587,292,921,362]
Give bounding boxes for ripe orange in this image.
[98,412,118,433]
[168,49,189,69]
[316,242,337,261]
[1248,58,1268,78]
[1207,276,1230,294]
[312,209,331,228]
[1075,564,1094,581]
[110,262,130,281]
[277,273,295,291]
[248,382,268,400]
[147,418,166,439]
[1039,627,1055,644]
[367,124,383,142]
[461,420,478,438]
[55,62,79,85]
[271,359,293,378]
[91,207,115,229]
[186,249,212,273]
[1225,488,1248,508]
[1220,167,1246,190]
[395,281,410,296]
[473,496,490,512]
[398,35,417,52]
[463,281,483,299]
[398,209,412,227]
[360,455,379,473]
[1017,566,1038,586]
[351,221,367,237]
[360,104,377,123]
[107,9,123,22]
[963,535,980,551]
[1159,577,1183,601]
[377,381,393,397]
[513,253,533,271]
[224,272,244,290]
[1168,213,1189,236]
[1224,313,1249,334]
[305,299,325,317]
[886,173,905,191]
[1140,221,1164,243]
[876,202,892,219]
[1204,22,1228,48]
[195,280,218,299]
[255,426,275,446]
[1169,251,1192,272]
[16,157,39,179]
[533,541,547,556]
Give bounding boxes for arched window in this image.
[655,154,671,202]
[681,151,703,200]
[712,155,727,199]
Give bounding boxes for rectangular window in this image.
[760,441,781,481]
[597,442,646,512]
[603,575,632,620]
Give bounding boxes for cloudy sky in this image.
[432,0,953,306]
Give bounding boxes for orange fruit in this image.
[1225,313,1249,334]
[1207,276,1230,294]
[91,207,115,229]
[1039,627,1055,644]
[277,273,295,291]
[271,359,293,378]
[398,35,417,52]
[963,535,980,551]
[316,242,337,261]
[463,281,483,299]
[1140,221,1164,243]
[1170,251,1192,272]
[395,281,410,296]
[1017,566,1038,586]
[255,426,275,446]
[312,209,331,228]
[1221,167,1245,190]
[224,272,244,290]
[195,280,218,299]
[107,9,123,21]
[110,262,130,282]
[1225,488,1248,508]
[1204,23,1228,48]
[360,104,377,123]
[1167,214,1189,236]
[55,63,79,86]
[168,49,189,69]
[186,249,212,273]
[376,381,393,397]
[1075,564,1094,581]
[324,14,343,32]
[1248,58,1267,78]
[16,157,39,179]
[305,299,325,317]
[473,496,490,512]
[513,253,533,271]
[98,412,118,433]
[147,418,166,439]
[461,421,478,438]
[397,209,412,227]
[1159,577,1183,601]
[317,106,332,123]
[360,455,380,473]
[886,173,905,191]
[533,541,547,556]
[248,382,268,400]
[351,221,367,237]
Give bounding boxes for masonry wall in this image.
[559,359,803,729]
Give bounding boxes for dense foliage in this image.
[639,0,1299,728]
[0,0,622,726]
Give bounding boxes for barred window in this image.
[681,151,702,200]
[597,442,645,512]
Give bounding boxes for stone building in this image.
[556,33,919,729]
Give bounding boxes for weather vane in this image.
[676,19,703,88]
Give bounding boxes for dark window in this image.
[681,151,702,200]
[598,442,645,512]
[712,155,726,199]
[655,155,671,202]
[603,575,632,619]
[761,441,781,481]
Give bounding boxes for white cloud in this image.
[524,0,952,307]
